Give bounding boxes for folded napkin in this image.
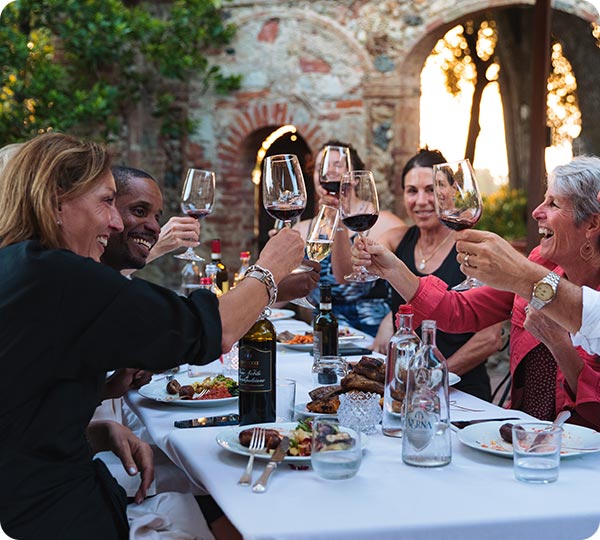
[128,492,214,540]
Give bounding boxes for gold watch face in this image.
[534,282,555,302]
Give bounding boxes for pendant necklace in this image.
[416,234,453,271]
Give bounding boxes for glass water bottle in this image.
[402,320,451,467]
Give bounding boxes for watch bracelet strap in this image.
[244,264,278,308]
[530,270,560,310]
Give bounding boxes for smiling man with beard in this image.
[101,166,200,272]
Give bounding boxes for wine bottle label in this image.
[319,302,332,310]
[239,344,274,392]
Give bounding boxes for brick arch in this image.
[213,103,326,261]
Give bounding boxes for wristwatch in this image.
[530,271,560,310]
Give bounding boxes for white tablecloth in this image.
[125,318,600,540]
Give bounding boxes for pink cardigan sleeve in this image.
[408,275,515,332]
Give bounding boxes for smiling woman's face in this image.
[58,171,124,262]
[403,166,441,230]
[532,184,581,266]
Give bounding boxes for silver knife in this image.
[252,436,290,493]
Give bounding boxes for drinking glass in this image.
[276,378,296,422]
[174,168,215,262]
[432,159,483,290]
[319,145,352,195]
[311,355,349,387]
[512,422,562,484]
[311,417,362,480]
[339,170,380,282]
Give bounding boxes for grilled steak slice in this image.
[352,356,385,383]
[341,372,384,395]
[306,395,340,414]
[308,384,342,401]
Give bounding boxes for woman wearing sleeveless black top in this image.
[369,149,503,401]
[391,226,492,400]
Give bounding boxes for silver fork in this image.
[238,428,266,486]
[449,400,485,413]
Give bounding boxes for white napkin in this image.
[128,492,214,540]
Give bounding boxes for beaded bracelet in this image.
[244,264,278,308]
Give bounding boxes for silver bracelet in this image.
[244,264,278,308]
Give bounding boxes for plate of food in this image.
[215,421,366,463]
[457,420,600,458]
[138,374,238,408]
[267,308,295,320]
[294,402,339,420]
[277,329,365,352]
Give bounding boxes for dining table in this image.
[124,315,600,540]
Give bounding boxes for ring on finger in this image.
[463,253,471,268]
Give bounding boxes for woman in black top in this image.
[371,149,504,401]
[0,133,304,540]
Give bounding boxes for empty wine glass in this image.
[319,145,352,195]
[432,159,483,290]
[174,168,215,262]
[339,170,380,282]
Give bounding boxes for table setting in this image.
[124,315,600,540]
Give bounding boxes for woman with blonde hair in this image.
[0,132,304,539]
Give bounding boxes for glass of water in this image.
[512,422,562,484]
[311,416,361,480]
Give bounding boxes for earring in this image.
[56,219,62,226]
[580,239,594,262]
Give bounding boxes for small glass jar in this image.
[312,355,348,386]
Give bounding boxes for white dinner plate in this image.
[458,420,600,458]
[449,372,461,386]
[294,402,339,420]
[268,308,295,320]
[215,421,366,463]
[138,374,238,408]
[280,334,365,352]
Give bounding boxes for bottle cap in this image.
[399,304,413,314]
[211,239,222,254]
[240,251,250,258]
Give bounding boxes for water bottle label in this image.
[405,408,436,450]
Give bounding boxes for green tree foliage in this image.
[476,185,527,240]
[0,0,241,143]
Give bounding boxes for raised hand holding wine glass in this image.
[432,159,483,290]
[174,168,215,262]
[319,145,352,196]
[339,170,380,282]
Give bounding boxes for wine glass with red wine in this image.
[174,168,216,262]
[339,170,380,282]
[432,158,483,290]
[263,154,315,308]
[319,145,352,195]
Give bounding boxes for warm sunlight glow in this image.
[420,51,508,194]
